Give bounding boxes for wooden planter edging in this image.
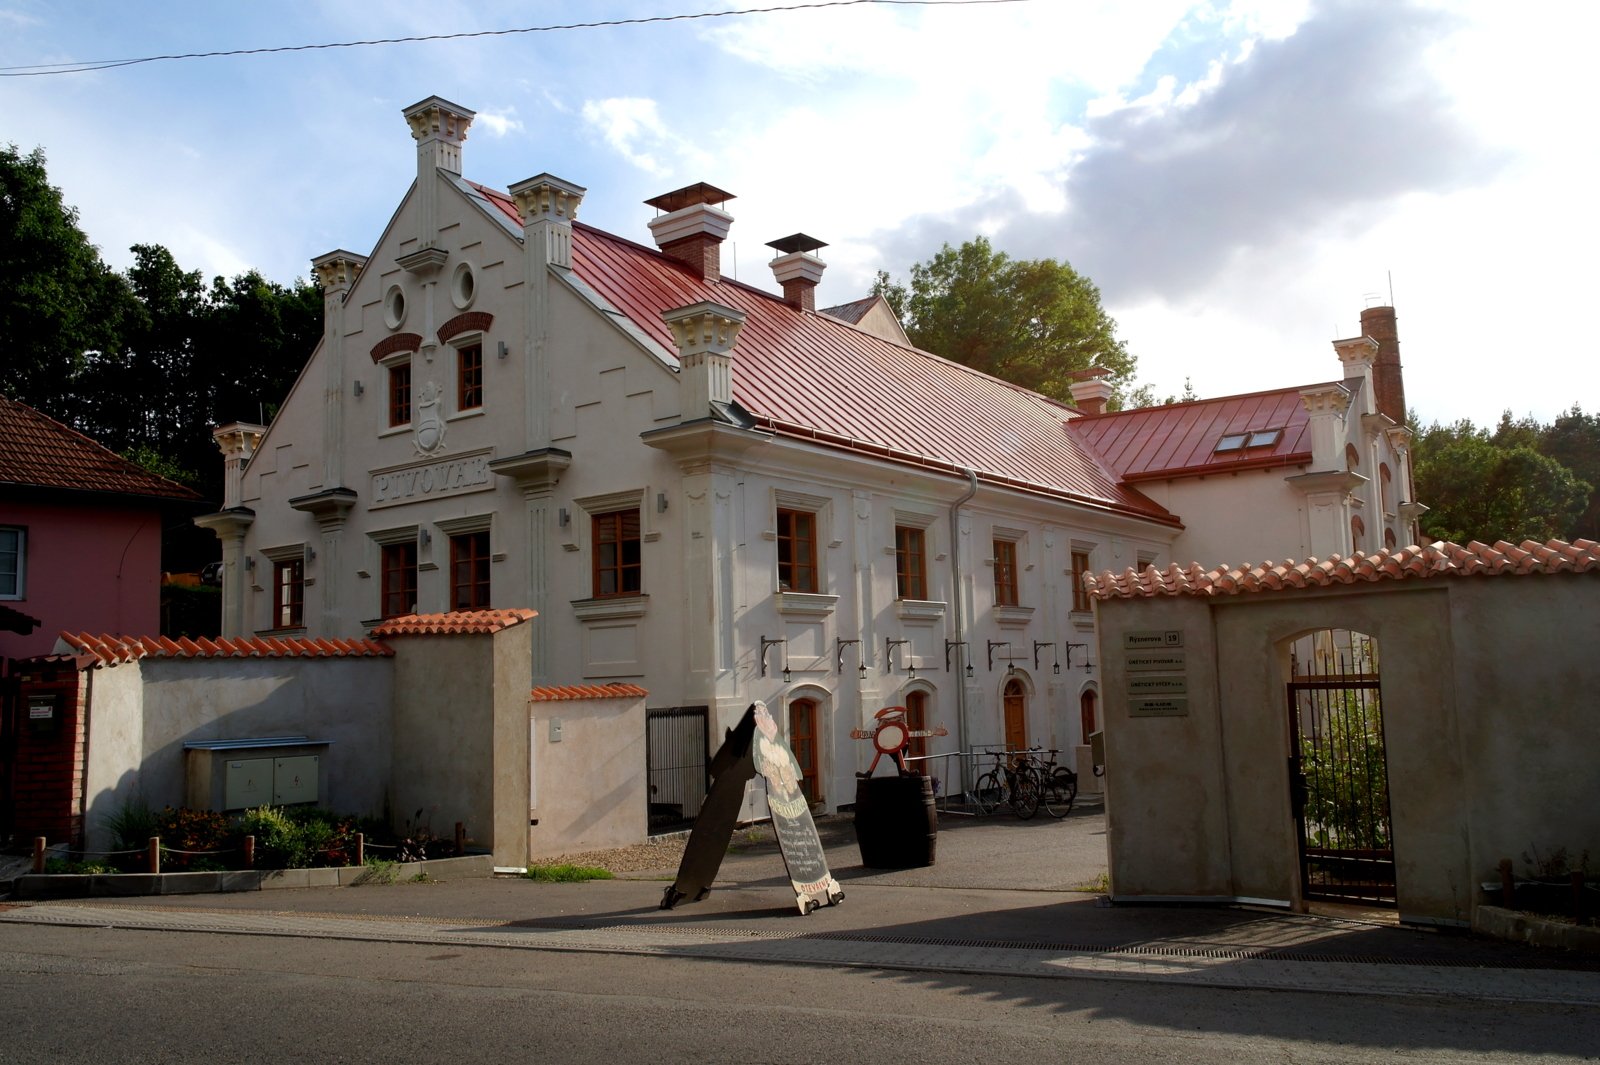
[1474,904,1600,955]
[9,854,494,899]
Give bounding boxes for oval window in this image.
[384,284,407,329]
[451,262,476,310]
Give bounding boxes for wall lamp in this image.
[419,528,432,549]
[497,340,510,359]
[1034,640,1061,675]
[353,380,364,397]
[835,638,865,679]
[243,556,254,572]
[944,639,975,678]
[987,640,1013,673]
[760,636,790,682]
[657,492,669,513]
[885,637,911,674]
[1065,641,1094,673]
[558,507,571,528]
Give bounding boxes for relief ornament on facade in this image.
[413,379,447,455]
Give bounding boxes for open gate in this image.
[646,706,708,834]
[1286,630,1395,905]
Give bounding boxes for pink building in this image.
[0,396,199,660]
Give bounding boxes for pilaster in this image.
[311,252,366,490]
[509,175,586,452]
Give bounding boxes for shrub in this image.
[153,806,235,870]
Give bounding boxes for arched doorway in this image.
[1080,688,1097,745]
[1286,628,1394,905]
[1003,678,1027,752]
[904,690,929,765]
[788,697,821,805]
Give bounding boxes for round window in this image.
[384,284,407,329]
[451,262,476,310]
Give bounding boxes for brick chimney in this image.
[1360,305,1406,424]
[1069,367,1114,415]
[766,233,827,312]
[647,183,735,282]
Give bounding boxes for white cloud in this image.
[581,97,672,176]
[474,107,524,138]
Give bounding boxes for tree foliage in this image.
[1,146,321,504]
[873,237,1134,404]
[1412,412,1593,545]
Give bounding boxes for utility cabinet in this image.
[186,737,331,811]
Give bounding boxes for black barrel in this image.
[854,773,938,868]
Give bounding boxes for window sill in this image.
[993,604,1035,629]
[572,595,649,621]
[1070,610,1095,631]
[256,626,307,638]
[447,407,486,422]
[896,598,947,621]
[379,424,411,438]
[775,591,839,617]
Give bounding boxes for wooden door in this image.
[789,698,820,804]
[1003,679,1027,752]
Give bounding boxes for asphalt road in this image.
[3,923,1596,1065]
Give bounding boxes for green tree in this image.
[876,237,1135,404]
[0,145,135,416]
[1539,406,1600,541]
[1413,417,1590,544]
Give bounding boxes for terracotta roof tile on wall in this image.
[59,632,393,666]
[0,396,201,501]
[368,608,538,638]
[1086,539,1600,600]
[529,683,649,702]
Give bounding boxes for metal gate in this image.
[646,706,708,834]
[1286,630,1395,905]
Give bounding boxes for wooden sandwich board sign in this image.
[660,701,843,915]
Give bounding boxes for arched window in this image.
[1380,463,1394,513]
[1351,514,1366,552]
[1384,527,1397,550]
[1080,689,1098,745]
[1345,443,1361,471]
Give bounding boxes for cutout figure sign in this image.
[660,701,843,915]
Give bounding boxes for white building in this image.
[200,96,1418,814]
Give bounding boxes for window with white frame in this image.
[0,526,25,599]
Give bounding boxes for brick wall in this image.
[8,665,89,846]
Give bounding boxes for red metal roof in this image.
[368,608,537,638]
[1086,538,1600,600]
[820,295,878,325]
[59,632,393,665]
[529,683,649,702]
[0,395,200,501]
[466,182,1175,525]
[1066,386,1327,482]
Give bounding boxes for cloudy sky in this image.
[3,0,1595,426]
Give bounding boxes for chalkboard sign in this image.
[751,701,844,914]
[659,701,843,916]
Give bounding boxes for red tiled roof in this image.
[59,632,393,666]
[465,183,1175,525]
[529,683,649,702]
[1067,385,1326,482]
[0,395,201,501]
[368,608,538,638]
[1086,539,1600,600]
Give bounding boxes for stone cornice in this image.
[488,448,573,493]
[640,419,773,470]
[289,488,358,525]
[1284,469,1366,496]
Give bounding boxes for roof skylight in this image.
[1215,428,1283,454]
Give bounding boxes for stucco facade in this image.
[201,97,1180,811]
[1088,539,1600,927]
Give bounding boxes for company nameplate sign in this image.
[370,451,494,509]
[1128,675,1188,697]
[1125,650,1186,672]
[1130,696,1189,718]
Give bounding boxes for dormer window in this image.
[1215,428,1282,453]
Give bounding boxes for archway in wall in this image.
[1003,677,1028,752]
[1286,628,1395,905]
[1080,688,1097,746]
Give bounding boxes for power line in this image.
[1,0,1028,77]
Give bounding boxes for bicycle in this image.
[1029,748,1079,819]
[972,748,1040,820]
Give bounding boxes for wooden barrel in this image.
[853,773,938,868]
